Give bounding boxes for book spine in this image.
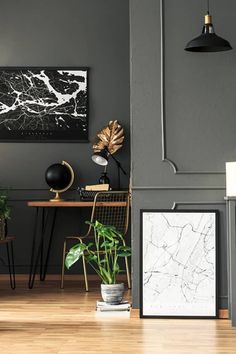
[96,307,130,312]
[96,306,131,310]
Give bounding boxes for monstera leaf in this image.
[93,120,124,155]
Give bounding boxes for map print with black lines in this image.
[142,212,216,316]
[0,69,88,141]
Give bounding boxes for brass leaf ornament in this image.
[93,120,124,155]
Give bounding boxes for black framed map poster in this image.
[140,210,218,318]
[0,67,88,141]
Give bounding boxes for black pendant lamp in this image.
[185,0,232,52]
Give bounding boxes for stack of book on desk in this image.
[96,300,131,312]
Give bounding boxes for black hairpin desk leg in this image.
[28,207,58,289]
[40,208,57,281]
[28,207,39,289]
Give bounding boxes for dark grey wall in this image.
[0,0,130,273]
[130,0,235,308]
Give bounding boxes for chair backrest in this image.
[88,191,130,237]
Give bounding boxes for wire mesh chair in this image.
[60,191,131,291]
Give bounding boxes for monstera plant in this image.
[65,221,131,304]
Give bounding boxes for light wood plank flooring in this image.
[0,275,235,354]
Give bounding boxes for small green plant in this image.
[65,220,131,284]
[0,193,10,219]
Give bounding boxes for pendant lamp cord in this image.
[207,0,210,14]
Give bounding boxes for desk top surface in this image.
[27,200,127,207]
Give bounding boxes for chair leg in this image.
[80,240,88,292]
[60,240,66,289]
[123,239,131,289]
[124,256,131,289]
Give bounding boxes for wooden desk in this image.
[27,200,126,289]
[28,201,126,207]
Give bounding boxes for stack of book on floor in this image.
[96,300,131,312]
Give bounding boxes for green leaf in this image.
[100,240,110,248]
[118,245,131,252]
[108,240,115,248]
[0,193,11,219]
[99,259,107,264]
[85,221,93,226]
[86,242,94,249]
[117,251,131,257]
[65,244,85,269]
[113,262,120,274]
[86,254,98,262]
[95,220,102,228]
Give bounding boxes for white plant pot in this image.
[101,283,124,304]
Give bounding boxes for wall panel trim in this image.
[160,0,224,175]
[172,201,226,209]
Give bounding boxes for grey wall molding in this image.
[172,201,226,209]
[160,0,224,175]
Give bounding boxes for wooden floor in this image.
[0,275,236,354]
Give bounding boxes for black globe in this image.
[45,163,72,191]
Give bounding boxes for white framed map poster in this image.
[0,67,88,142]
[140,210,218,318]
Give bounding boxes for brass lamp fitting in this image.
[205,14,212,25]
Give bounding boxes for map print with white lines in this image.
[142,212,216,316]
[0,69,88,140]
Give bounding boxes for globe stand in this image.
[50,191,64,202]
[45,161,75,203]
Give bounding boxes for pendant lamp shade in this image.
[185,12,232,52]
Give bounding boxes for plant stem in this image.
[94,228,102,275]
[103,233,111,281]
[86,260,105,283]
[113,247,117,283]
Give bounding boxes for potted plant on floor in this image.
[65,220,131,304]
[0,193,11,240]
